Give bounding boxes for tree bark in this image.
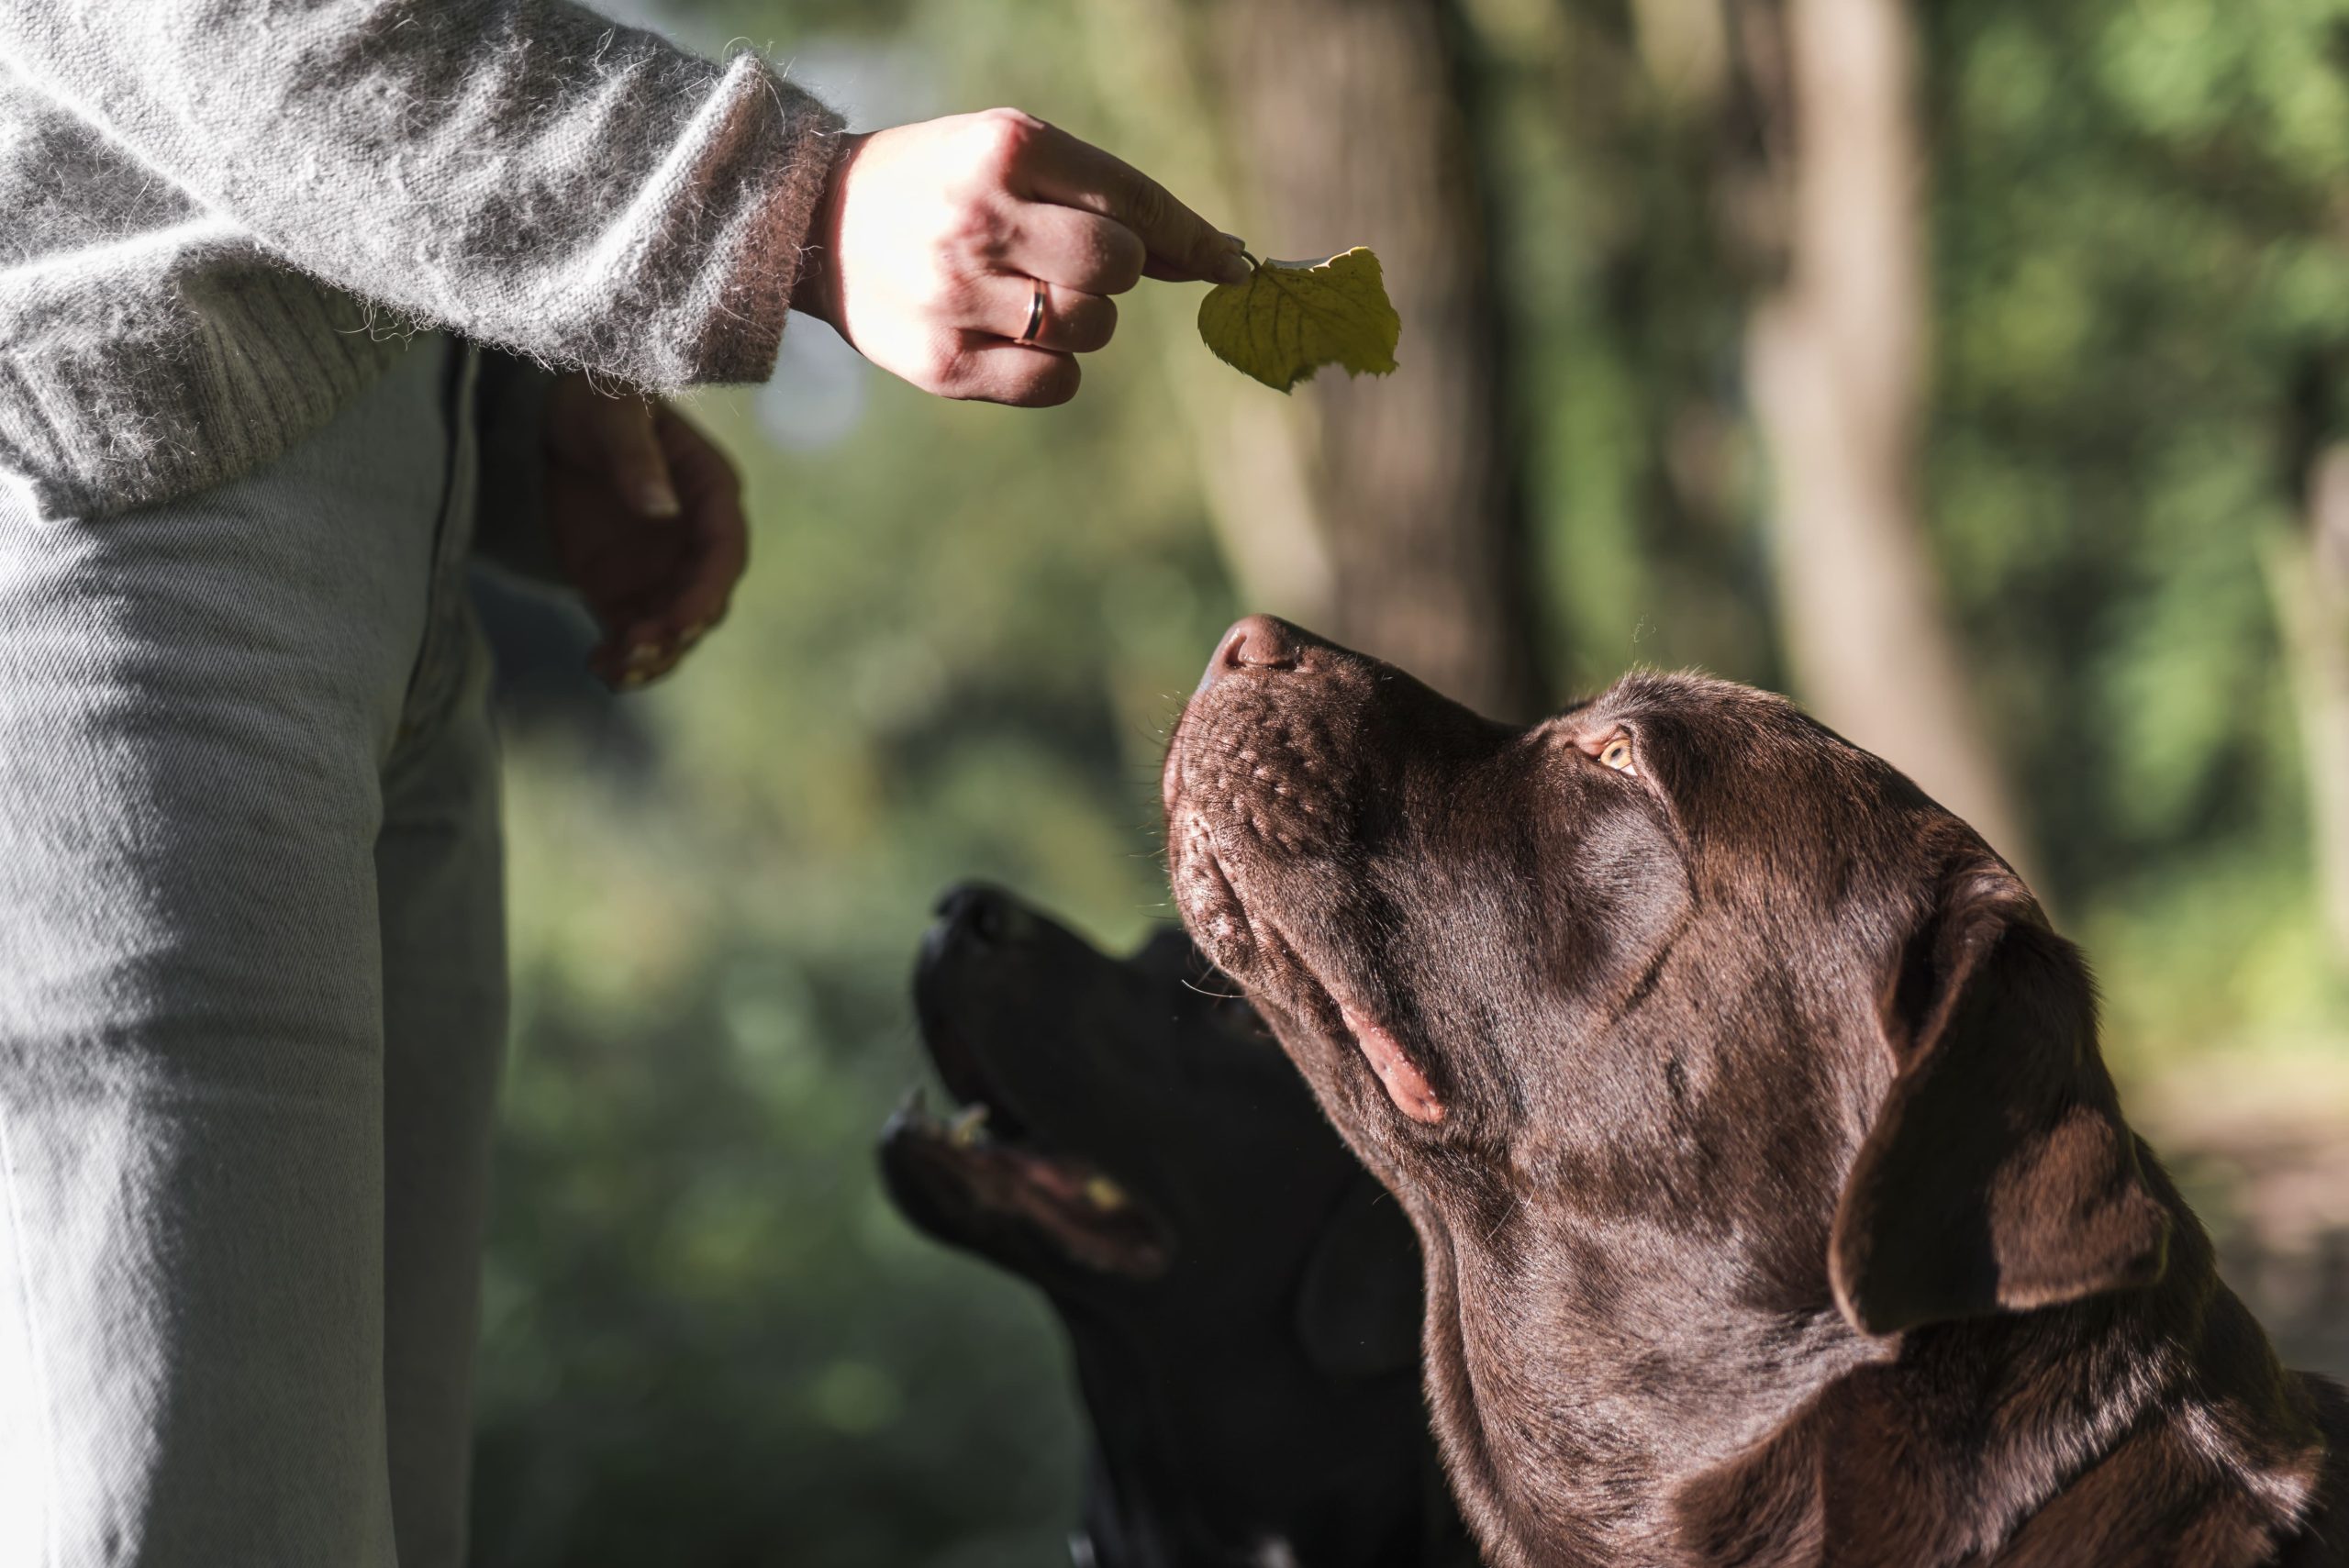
[1190,0,1547,720]
[1743,0,2032,868]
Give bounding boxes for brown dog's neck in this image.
[1419,1187,2336,1568]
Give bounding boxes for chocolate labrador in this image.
[882,884,1470,1568]
[1162,615,2349,1568]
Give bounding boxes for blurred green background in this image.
[468,0,2349,1562]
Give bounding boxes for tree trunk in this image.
[1067,2,1339,638]
[2267,445,2349,964]
[1190,0,1547,720]
[1742,0,2032,869]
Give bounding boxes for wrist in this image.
[790,131,868,331]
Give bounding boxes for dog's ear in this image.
[1829,863,2171,1337]
[1295,1174,1423,1380]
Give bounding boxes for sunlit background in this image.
[468,0,2349,1561]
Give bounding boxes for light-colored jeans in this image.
[0,335,506,1567]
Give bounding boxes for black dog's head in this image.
[1163,617,2178,1563]
[885,884,1457,1568]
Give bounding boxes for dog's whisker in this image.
[1178,974,1245,1002]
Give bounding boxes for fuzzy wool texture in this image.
[0,0,844,517]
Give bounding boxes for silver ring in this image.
[1016,280,1047,346]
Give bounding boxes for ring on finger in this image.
[1015,279,1048,347]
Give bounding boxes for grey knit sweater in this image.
[0,0,843,517]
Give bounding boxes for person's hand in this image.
[540,374,748,689]
[791,108,1250,406]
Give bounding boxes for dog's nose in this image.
[932,883,1010,947]
[1197,614,1301,695]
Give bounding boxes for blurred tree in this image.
[2273,352,2349,964]
[1740,0,2032,866]
[1185,0,1550,718]
[2269,445,2349,962]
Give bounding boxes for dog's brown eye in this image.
[1599,738,1635,774]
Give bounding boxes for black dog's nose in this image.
[1197,614,1301,695]
[932,883,1010,947]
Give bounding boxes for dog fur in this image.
[1163,616,2349,1568]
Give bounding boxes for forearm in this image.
[0,0,843,388]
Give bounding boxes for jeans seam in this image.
[395,343,482,755]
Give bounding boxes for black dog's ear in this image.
[1295,1175,1424,1380]
[1829,864,2172,1337]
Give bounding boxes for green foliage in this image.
[1923,0,2349,1055]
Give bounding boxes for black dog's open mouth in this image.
[882,1078,1175,1281]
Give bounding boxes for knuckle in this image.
[980,212,1023,268]
[912,339,966,395]
[1070,218,1143,295]
[1099,236,1146,294]
[939,198,1006,268]
[968,107,1041,174]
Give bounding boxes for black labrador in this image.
[882,884,1470,1568]
[1163,615,2349,1568]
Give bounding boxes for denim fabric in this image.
[0,333,507,1567]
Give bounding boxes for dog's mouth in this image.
[881,1067,1175,1281]
[1170,809,1445,1127]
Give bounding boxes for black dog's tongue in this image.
[883,1084,1172,1280]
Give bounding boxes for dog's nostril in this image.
[968,895,1006,944]
[1197,614,1300,695]
[934,884,1008,947]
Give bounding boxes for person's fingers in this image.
[590,623,663,689]
[649,518,744,657]
[584,392,682,519]
[640,407,749,646]
[997,200,1148,295]
[969,272,1119,355]
[1005,116,1249,285]
[939,336,1083,406]
[1143,238,1250,284]
[585,595,669,687]
[581,405,749,692]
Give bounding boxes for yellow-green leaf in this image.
[1196,247,1401,393]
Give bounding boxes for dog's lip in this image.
[1336,1003,1445,1125]
[884,1086,1176,1279]
[1180,820,1445,1127]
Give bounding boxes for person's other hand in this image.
[791,109,1250,406]
[541,374,748,690]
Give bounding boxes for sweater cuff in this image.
[657,54,851,389]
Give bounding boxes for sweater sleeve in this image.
[0,0,845,391]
